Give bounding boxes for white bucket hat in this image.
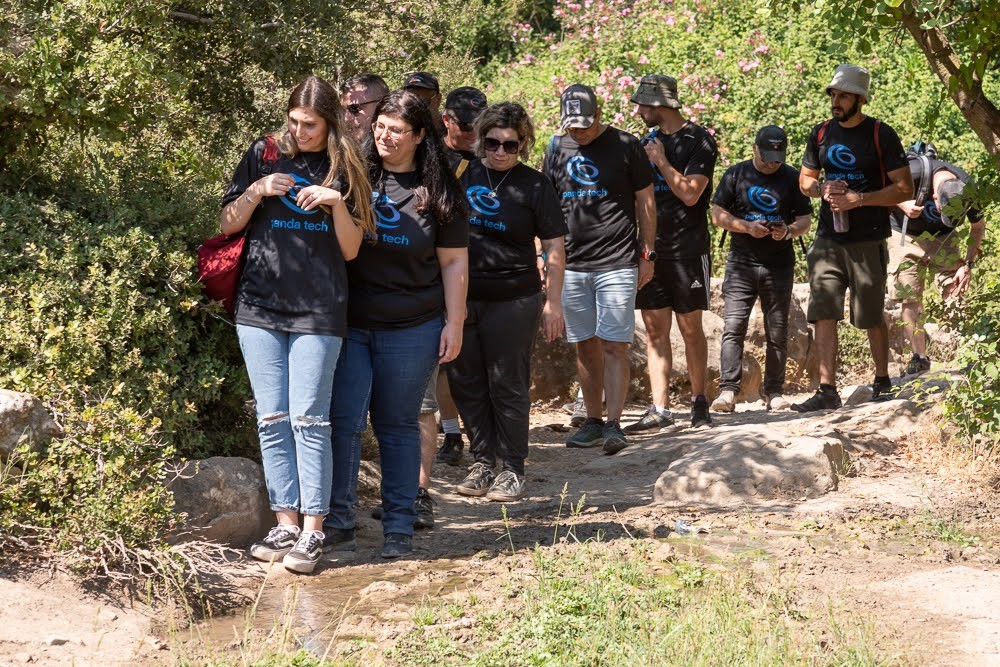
[826,64,871,101]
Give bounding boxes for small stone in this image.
[43,637,69,647]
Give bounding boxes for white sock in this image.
[654,405,671,416]
[442,418,460,435]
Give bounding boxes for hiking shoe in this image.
[381,533,413,559]
[691,396,712,427]
[566,418,605,448]
[250,524,300,562]
[568,396,587,428]
[282,530,325,574]
[602,421,629,456]
[486,470,526,501]
[414,487,435,529]
[903,354,931,377]
[435,433,464,466]
[710,390,736,413]
[791,389,842,413]
[623,406,675,433]
[321,527,357,553]
[766,394,792,411]
[456,462,496,497]
[871,380,898,403]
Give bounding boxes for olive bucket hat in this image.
[826,64,871,102]
[630,74,682,109]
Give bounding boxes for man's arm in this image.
[832,165,913,211]
[634,184,656,289]
[643,139,710,206]
[711,204,770,238]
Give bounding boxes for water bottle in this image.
[832,209,850,233]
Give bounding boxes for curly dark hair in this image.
[364,90,467,226]
[473,102,536,161]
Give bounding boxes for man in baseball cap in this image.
[442,86,488,163]
[403,71,443,133]
[559,84,598,131]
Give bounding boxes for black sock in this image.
[874,375,891,386]
[819,383,837,394]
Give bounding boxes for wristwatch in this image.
[965,259,975,269]
[641,249,658,262]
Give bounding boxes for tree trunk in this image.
[900,6,1000,169]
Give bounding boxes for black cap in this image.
[445,86,488,123]
[560,84,598,131]
[755,125,787,163]
[402,71,439,92]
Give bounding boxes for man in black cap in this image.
[710,126,813,413]
[625,73,718,432]
[888,152,985,376]
[442,86,487,166]
[340,73,389,142]
[403,71,444,133]
[543,83,656,455]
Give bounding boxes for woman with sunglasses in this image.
[447,102,567,502]
[325,90,468,559]
[220,75,374,573]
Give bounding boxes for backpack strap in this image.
[914,154,932,203]
[454,159,469,179]
[873,119,887,188]
[816,120,831,147]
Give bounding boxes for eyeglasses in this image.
[345,99,380,116]
[372,122,416,140]
[483,137,521,154]
[446,114,474,132]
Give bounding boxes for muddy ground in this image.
[2,388,999,666]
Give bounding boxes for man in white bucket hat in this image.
[793,64,913,412]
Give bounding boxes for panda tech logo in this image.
[372,191,401,229]
[567,155,600,186]
[748,186,779,214]
[280,174,320,215]
[826,144,857,171]
[466,185,500,217]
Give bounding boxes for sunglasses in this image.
[483,137,521,154]
[446,114,474,132]
[345,99,380,116]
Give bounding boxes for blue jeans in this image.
[326,317,442,537]
[236,324,341,516]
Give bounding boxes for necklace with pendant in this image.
[485,164,514,198]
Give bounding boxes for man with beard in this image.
[793,64,912,412]
[626,74,718,431]
[340,73,389,143]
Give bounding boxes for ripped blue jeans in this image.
[237,324,342,516]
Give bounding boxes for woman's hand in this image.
[253,173,296,198]
[542,301,564,343]
[439,320,463,363]
[297,185,344,212]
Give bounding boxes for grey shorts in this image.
[562,267,638,344]
[806,235,888,330]
[420,364,440,414]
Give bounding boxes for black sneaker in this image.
[871,380,898,402]
[623,407,675,433]
[691,396,712,427]
[321,527,357,553]
[485,470,526,501]
[566,418,605,448]
[381,532,413,559]
[282,530,325,574]
[414,487,435,529]
[791,389,842,413]
[435,433,464,466]
[455,462,496,497]
[249,524,300,562]
[602,421,629,456]
[903,354,931,376]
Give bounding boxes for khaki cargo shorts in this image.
[886,230,962,303]
[806,235,888,330]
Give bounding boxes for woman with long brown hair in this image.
[220,75,373,574]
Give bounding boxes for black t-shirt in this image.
[889,158,981,237]
[460,160,567,301]
[802,116,908,242]
[222,136,349,337]
[644,123,718,259]
[712,161,813,267]
[347,170,469,330]
[445,144,477,167]
[543,126,653,271]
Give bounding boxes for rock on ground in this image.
[0,390,61,461]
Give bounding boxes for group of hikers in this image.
[220,63,986,573]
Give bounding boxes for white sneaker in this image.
[711,390,736,413]
[766,394,791,411]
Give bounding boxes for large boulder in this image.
[0,390,61,461]
[168,457,271,547]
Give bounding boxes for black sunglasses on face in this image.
[345,100,379,116]
[483,137,521,154]
[447,114,474,132]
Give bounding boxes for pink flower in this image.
[715,49,724,58]
[638,55,650,64]
[614,112,625,124]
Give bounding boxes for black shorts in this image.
[635,254,711,313]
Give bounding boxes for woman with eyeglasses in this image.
[220,75,374,574]
[325,90,468,559]
[447,102,567,502]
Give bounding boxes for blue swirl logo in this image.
[748,186,779,214]
[923,199,941,222]
[826,144,857,171]
[372,192,401,229]
[280,174,320,215]
[567,155,600,186]
[466,185,500,217]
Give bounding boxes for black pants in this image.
[719,254,794,396]
[447,293,543,476]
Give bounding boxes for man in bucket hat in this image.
[710,126,813,413]
[793,64,913,412]
[625,74,719,432]
[543,83,657,455]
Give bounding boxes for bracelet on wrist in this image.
[243,190,261,206]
